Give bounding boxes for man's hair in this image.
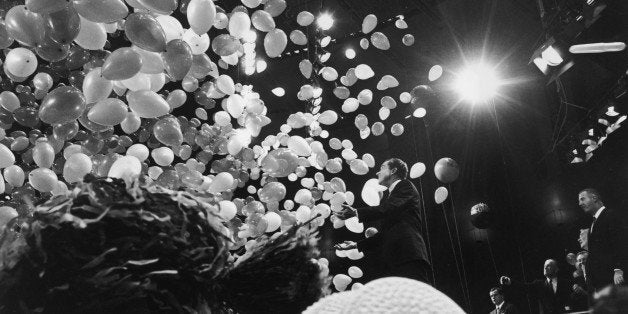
[490,287,503,295]
[580,188,602,202]
[385,158,408,179]
[577,251,589,258]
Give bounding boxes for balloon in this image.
[74,16,107,50]
[151,146,174,166]
[348,266,363,278]
[0,91,20,113]
[162,39,193,81]
[361,178,385,206]
[5,47,37,77]
[379,107,390,120]
[218,200,237,220]
[365,227,378,238]
[380,96,397,109]
[29,168,58,192]
[242,0,261,8]
[350,159,369,175]
[566,253,576,266]
[295,205,311,223]
[39,86,86,124]
[333,274,352,291]
[211,34,242,56]
[263,212,281,232]
[137,0,177,13]
[370,32,390,50]
[413,108,427,118]
[35,38,70,62]
[83,68,113,103]
[4,165,25,187]
[287,136,311,156]
[182,29,210,55]
[391,123,404,136]
[72,0,128,23]
[120,111,141,134]
[435,186,449,204]
[26,0,68,14]
[43,4,81,45]
[470,203,493,229]
[318,110,338,125]
[362,14,377,33]
[357,89,373,105]
[296,11,314,26]
[258,182,287,203]
[53,120,79,140]
[5,5,46,47]
[63,153,92,183]
[0,20,14,49]
[434,157,460,183]
[290,30,307,45]
[360,38,369,49]
[153,116,183,146]
[216,75,236,95]
[377,75,399,90]
[0,206,18,229]
[156,15,184,42]
[125,13,167,52]
[320,67,338,81]
[127,90,170,118]
[33,140,55,168]
[0,144,16,168]
[410,162,426,179]
[402,34,415,46]
[261,148,299,177]
[33,72,54,91]
[429,65,443,82]
[355,64,374,80]
[108,155,142,183]
[126,144,149,161]
[342,98,359,113]
[102,48,143,80]
[264,28,287,58]
[88,98,128,126]
[299,59,313,78]
[345,216,364,233]
[264,0,287,17]
[187,0,216,35]
[208,172,234,194]
[229,12,251,39]
[399,92,412,103]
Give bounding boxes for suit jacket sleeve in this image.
[356,180,416,223]
[356,232,383,252]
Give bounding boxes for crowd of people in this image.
[334,158,628,313]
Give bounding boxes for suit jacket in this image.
[355,179,430,268]
[489,302,519,314]
[569,274,589,311]
[517,278,571,314]
[586,207,628,289]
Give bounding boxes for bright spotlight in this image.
[541,46,563,66]
[454,63,500,103]
[317,13,334,30]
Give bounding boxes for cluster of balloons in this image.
[0,0,460,295]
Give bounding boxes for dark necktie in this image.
[590,217,597,234]
[382,190,390,201]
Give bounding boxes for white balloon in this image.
[410,162,426,179]
[362,14,377,34]
[296,11,314,26]
[263,211,282,232]
[296,205,311,223]
[379,107,390,120]
[342,98,359,113]
[182,28,210,54]
[108,156,142,183]
[151,147,174,166]
[5,48,37,77]
[28,168,58,192]
[361,178,386,206]
[75,17,107,50]
[355,64,375,80]
[219,200,237,220]
[348,266,363,278]
[228,12,251,39]
[63,153,92,183]
[126,144,149,161]
[208,172,234,194]
[333,274,352,290]
[428,65,443,82]
[156,15,184,42]
[435,186,449,204]
[187,0,216,35]
[345,216,364,233]
[287,136,312,156]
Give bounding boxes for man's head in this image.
[376,158,408,187]
[579,188,603,216]
[489,287,505,306]
[576,251,588,272]
[544,259,558,278]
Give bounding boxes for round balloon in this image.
[434,157,459,183]
[39,86,86,124]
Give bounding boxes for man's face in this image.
[376,162,394,186]
[578,192,598,215]
[544,259,558,277]
[576,253,588,271]
[490,290,504,305]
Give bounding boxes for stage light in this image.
[541,46,563,66]
[533,57,549,74]
[453,63,500,103]
[317,13,334,30]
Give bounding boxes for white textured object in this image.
[304,277,465,314]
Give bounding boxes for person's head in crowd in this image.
[579,188,604,216]
[544,259,558,278]
[489,286,505,306]
[592,285,628,314]
[576,251,588,273]
[376,158,408,187]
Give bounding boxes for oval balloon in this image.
[127,90,170,118]
[410,162,426,179]
[251,10,275,32]
[228,11,250,39]
[74,16,106,50]
[125,12,167,52]
[63,152,92,183]
[29,168,58,192]
[44,4,81,45]
[435,186,449,204]
[5,5,46,47]
[102,47,143,80]
[39,86,86,124]
[83,67,113,104]
[264,28,287,58]
[88,98,128,126]
[162,39,193,81]
[153,116,183,146]
[26,0,68,14]
[434,157,460,183]
[5,48,38,78]
[72,0,128,23]
[187,0,216,35]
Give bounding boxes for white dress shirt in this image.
[547,277,557,293]
[388,179,401,193]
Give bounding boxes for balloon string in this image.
[486,232,500,280]
[490,99,533,314]
[448,183,472,311]
[411,118,436,285]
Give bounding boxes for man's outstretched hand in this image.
[334,240,357,251]
[333,204,357,220]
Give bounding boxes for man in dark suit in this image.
[500,259,573,313]
[334,158,431,282]
[489,286,519,314]
[570,251,590,311]
[578,188,628,292]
